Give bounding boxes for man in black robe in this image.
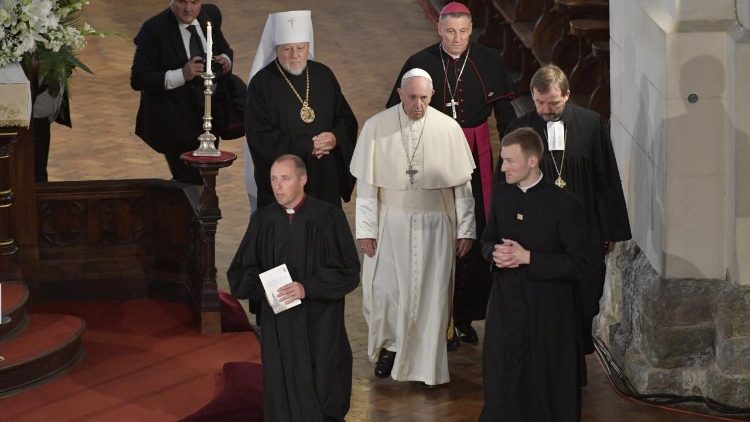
[131,0,233,184]
[245,10,358,210]
[481,127,586,421]
[227,154,360,422]
[244,10,358,324]
[504,64,632,355]
[386,2,516,347]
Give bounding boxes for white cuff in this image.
[356,197,378,239]
[164,69,186,90]
[456,197,476,239]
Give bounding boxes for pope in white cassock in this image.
[350,68,476,386]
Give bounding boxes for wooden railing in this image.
[0,127,228,334]
[33,179,222,333]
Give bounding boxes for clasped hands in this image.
[492,238,530,269]
[312,132,336,159]
[357,238,472,259]
[182,55,232,81]
[276,281,305,305]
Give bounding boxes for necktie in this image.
[186,25,204,59]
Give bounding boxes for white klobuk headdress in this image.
[248,10,315,80]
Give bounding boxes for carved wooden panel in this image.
[30,179,220,333]
[38,200,87,247]
[152,195,191,246]
[98,198,146,245]
[34,181,195,297]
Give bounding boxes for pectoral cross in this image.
[446,98,458,119]
[406,166,418,184]
[288,17,295,27]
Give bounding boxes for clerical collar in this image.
[440,43,466,60]
[279,194,307,216]
[518,171,543,193]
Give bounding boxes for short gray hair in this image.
[273,154,307,176]
[438,12,472,24]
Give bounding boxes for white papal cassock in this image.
[350,105,476,385]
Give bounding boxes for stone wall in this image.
[605,0,750,407]
[597,241,750,407]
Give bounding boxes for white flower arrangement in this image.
[0,0,94,69]
[0,0,113,124]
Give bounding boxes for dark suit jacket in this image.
[131,4,233,155]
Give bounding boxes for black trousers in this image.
[164,152,203,185]
[163,138,221,185]
[32,117,51,183]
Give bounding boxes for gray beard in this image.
[280,62,306,75]
[541,104,567,122]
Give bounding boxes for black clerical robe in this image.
[480,180,586,422]
[385,42,515,133]
[386,42,516,325]
[505,103,632,352]
[246,60,358,209]
[227,196,360,422]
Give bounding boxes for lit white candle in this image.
[206,21,213,75]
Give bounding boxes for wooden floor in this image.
[40,0,721,420]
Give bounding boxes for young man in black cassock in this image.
[504,64,632,356]
[227,155,360,422]
[386,1,516,348]
[481,128,586,421]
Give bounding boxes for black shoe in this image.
[375,349,396,378]
[455,323,479,344]
[447,327,460,351]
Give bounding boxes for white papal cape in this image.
[350,105,476,385]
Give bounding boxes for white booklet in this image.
[259,263,301,314]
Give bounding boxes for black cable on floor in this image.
[593,335,750,419]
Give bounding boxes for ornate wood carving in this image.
[38,200,87,247]
[0,130,18,256]
[181,151,237,334]
[11,128,39,285]
[30,180,199,313]
[98,198,146,245]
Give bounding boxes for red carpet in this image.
[179,361,263,422]
[0,294,262,421]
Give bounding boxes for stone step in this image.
[0,313,85,396]
[0,282,29,342]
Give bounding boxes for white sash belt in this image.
[379,188,448,212]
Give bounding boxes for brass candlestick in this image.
[193,70,220,157]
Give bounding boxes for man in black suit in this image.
[131,0,233,184]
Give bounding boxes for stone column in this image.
[601,0,750,408]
